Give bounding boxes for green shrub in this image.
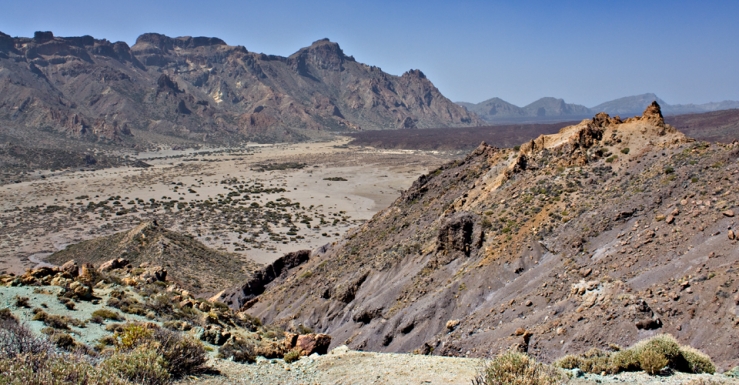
[283,348,302,364]
[474,351,566,385]
[620,148,630,154]
[114,324,154,351]
[610,348,640,372]
[680,346,716,374]
[639,348,668,375]
[553,334,716,376]
[634,334,681,362]
[99,347,169,385]
[0,352,131,385]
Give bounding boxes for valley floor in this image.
[0,138,455,274]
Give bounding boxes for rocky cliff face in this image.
[0,31,481,145]
[245,103,739,370]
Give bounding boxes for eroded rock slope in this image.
[244,102,739,370]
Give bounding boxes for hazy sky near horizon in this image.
[1,0,737,107]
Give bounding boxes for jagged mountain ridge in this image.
[240,103,739,370]
[0,31,481,145]
[460,93,739,123]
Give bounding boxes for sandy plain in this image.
[0,138,455,274]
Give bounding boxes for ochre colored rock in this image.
[60,260,79,277]
[296,333,331,356]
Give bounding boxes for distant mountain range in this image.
[458,93,739,123]
[0,31,481,147]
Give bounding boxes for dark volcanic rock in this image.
[215,249,311,309]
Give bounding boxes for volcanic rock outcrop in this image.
[247,103,739,370]
[0,31,481,145]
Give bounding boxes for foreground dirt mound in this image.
[47,221,261,296]
[248,102,739,370]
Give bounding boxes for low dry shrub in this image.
[99,347,169,385]
[283,348,302,364]
[554,334,716,376]
[0,321,54,359]
[112,323,208,378]
[680,346,716,374]
[218,337,257,363]
[474,351,566,385]
[151,328,208,377]
[639,347,668,375]
[0,351,131,385]
[92,309,123,322]
[13,296,30,308]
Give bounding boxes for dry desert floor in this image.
[0,138,455,274]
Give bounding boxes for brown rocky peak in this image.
[402,69,427,79]
[641,100,665,126]
[290,38,347,71]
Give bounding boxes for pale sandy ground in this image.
[179,346,739,385]
[0,139,454,273]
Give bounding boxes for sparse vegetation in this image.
[473,351,566,385]
[555,334,716,375]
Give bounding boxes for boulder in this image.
[139,265,167,283]
[30,267,55,278]
[724,210,735,217]
[296,333,331,356]
[79,263,95,282]
[99,258,129,272]
[60,260,79,277]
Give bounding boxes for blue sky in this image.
[1,0,737,106]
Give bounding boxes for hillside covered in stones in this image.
[240,102,739,371]
[0,31,481,147]
[47,221,261,296]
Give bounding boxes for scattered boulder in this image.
[446,319,460,331]
[98,258,129,272]
[296,333,331,356]
[79,263,95,282]
[724,210,735,217]
[139,265,167,283]
[60,260,79,277]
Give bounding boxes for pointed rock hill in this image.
[241,102,739,370]
[46,221,261,296]
[0,31,482,146]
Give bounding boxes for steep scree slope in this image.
[245,102,739,370]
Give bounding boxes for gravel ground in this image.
[178,345,482,385]
[177,346,739,385]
